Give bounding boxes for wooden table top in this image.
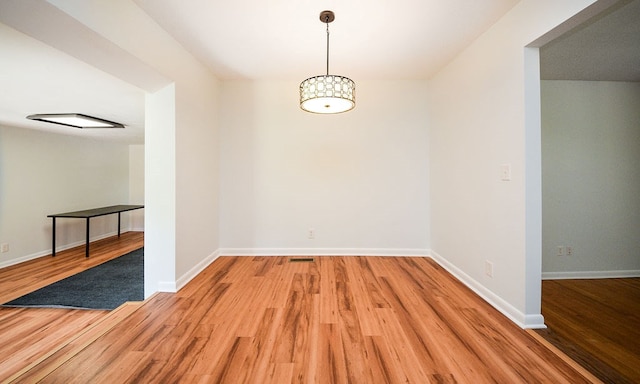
[47,205,144,218]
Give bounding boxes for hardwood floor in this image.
[0,231,144,305]
[0,232,144,383]
[8,255,597,383]
[538,278,640,384]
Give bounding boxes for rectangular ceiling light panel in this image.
[27,113,124,129]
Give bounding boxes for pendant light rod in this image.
[326,20,330,75]
[320,10,335,76]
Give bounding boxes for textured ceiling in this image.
[541,0,640,82]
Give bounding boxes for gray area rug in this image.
[3,248,144,310]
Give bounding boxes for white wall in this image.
[44,1,222,294]
[427,0,596,328]
[175,76,220,283]
[542,80,640,278]
[129,144,145,230]
[0,125,130,267]
[145,84,176,295]
[219,80,429,255]
[7,0,627,330]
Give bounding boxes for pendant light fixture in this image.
[300,10,355,114]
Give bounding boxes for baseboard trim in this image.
[542,270,640,280]
[218,248,430,257]
[0,230,135,269]
[430,250,545,329]
[175,249,221,291]
[157,281,176,292]
[0,250,51,270]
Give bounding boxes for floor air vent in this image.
[289,257,315,263]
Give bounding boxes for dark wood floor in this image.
[538,278,640,384]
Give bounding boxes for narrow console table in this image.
[48,204,144,257]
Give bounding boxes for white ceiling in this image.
[0,0,637,144]
[0,22,145,143]
[133,0,520,81]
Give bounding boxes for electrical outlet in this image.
[485,260,493,278]
[0,243,8,253]
[557,246,564,256]
[308,228,315,239]
[566,246,573,256]
[500,164,511,181]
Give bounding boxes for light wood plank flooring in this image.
[538,278,640,384]
[0,232,144,383]
[11,255,596,383]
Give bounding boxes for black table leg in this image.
[52,217,56,257]
[118,212,122,237]
[85,217,90,257]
